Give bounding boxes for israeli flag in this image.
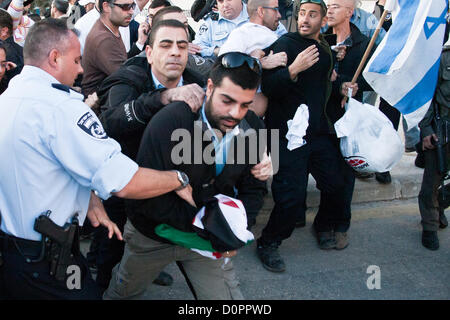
[363,0,449,130]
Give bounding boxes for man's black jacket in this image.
[261,32,334,141]
[97,53,206,160]
[324,23,374,126]
[126,102,267,242]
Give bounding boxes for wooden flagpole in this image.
[342,9,390,106]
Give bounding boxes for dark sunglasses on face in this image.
[219,52,262,76]
[110,2,136,11]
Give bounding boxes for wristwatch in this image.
[173,170,189,191]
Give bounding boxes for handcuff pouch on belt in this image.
[33,210,80,281]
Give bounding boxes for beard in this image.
[204,90,240,134]
[204,93,221,132]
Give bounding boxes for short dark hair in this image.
[152,6,184,27]
[24,18,78,65]
[52,0,69,14]
[148,19,188,47]
[0,8,13,37]
[209,59,261,91]
[99,0,113,13]
[149,0,171,9]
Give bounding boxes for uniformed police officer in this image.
[0,18,193,300]
[193,0,287,58]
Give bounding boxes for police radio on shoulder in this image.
[173,170,189,191]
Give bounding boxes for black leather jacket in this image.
[97,54,206,160]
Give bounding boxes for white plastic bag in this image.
[334,97,403,173]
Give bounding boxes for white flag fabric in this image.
[363,0,448,129]
[193,194,254,246]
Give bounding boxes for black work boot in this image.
[422,231,439,250]
[256,240,285,273]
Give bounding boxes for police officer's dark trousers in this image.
[260,134,347,246]
[0,231,101,300]
[92,196,127,291]
[418,146,450,231]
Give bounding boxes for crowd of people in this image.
[0,0,449,300]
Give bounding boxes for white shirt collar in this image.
[20,65,84,100]
[21,65,60,84]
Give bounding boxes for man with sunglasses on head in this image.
[256,0,358,273]
[103,22,267,299]
[81,0,136,98]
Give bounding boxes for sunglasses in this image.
[219,52,262,76]
[262,6,279,12]
[300,0,327,12]
[110,2,136,11]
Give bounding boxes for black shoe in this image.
[256,241,285,273]
[375,171,392,184]
[152,271,173,286]
[422,231,439,250]
[415,152,425,169]
[405,146,416,153]
[439,210,448,229]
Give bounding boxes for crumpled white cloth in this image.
[286,104,309,151]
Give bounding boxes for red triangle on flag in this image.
[222,200,239,209]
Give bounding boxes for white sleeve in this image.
[49,100,138,200]
[218,29,246,55]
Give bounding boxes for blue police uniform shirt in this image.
[0,66,138,241]
[194,2,287,58]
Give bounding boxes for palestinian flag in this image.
[155,194,254,260]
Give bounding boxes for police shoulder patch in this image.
[77,111,108,139]
[199,23,208,35]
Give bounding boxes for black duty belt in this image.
[0,230,43,259]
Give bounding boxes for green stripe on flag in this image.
[155,224,216,252]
